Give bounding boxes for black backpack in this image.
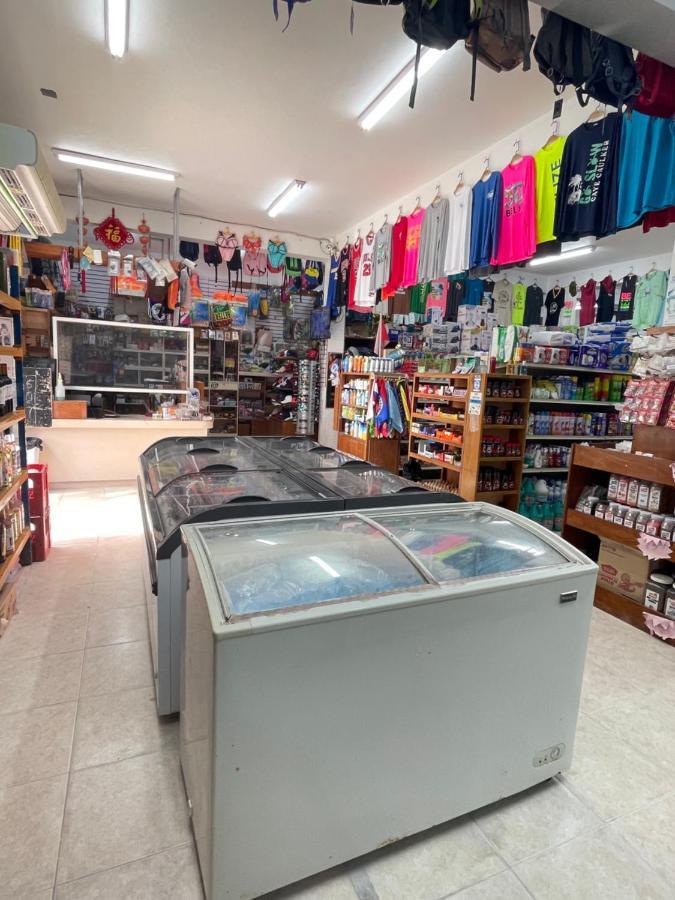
[533,10,592,95]
[402,0,471,107]
[578,32,641,110]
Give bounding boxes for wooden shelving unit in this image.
[408,372,531,510]
[563,439,675,644]
[334,371,406,473]
[0,469,28,512]
[0,528,30,593]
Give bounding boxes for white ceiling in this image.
[0,0,558,239]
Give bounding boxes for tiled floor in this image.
[1,484,674,899]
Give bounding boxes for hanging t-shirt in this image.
[545,286,565,326]
[445,274,466,321]
[512,282,526,325]
[633,269,668,330]
[523,284,544,326]
[444,185,473,276]
[554,114,622,242]
[418,198,450,283]
[634,53,675,119]
[535,136,567,245]
[643,207,675,233]
[579,279,597,326]
[326,254,339,312]
[617,110,675,230]
[402,208,426,287]
[469,172,502,269]
[464,278,484,306]
[353,232,376,310]
[616,274,638,321]
[596,276,616,323]
[382,217,408,298]
[336,245,350,308]
[348,240,361,310]
[558,301,578,328]
[410,282,431,315]
[370,223,392,292]
[492,278,513,326]
[492,156,536,266]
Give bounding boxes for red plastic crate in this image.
[28,464,49,517]
[30,508,51,563]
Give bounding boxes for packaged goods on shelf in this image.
[527,409,629,438]
[524,443,571,471]
[484,405,525,426]
[519,476,566,533]
[531,375,627,402]
[485,380,524,399]
[620,378,675,426]
[481,435,521,458]
[477,467,516,492]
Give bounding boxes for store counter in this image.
[27,416,213,483]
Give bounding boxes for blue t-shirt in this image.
[618,110,675,230]
[469,171,502,269]
[464,278,485,306]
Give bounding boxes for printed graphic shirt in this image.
[492,157,536,266]
[353,232,376,310]
[336,245,351,308]
[535,136,566,245]
[545,286,565,326]
[616,274,638,321]
[511,282,526,325]
[554,114,622,241]
[492,278,513,326]
[402,208,426,287]
[371,223,392,292]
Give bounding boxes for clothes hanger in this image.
[544,119,561,148]
[453,172,465,196]
[395,205,403,224]
[431,184,442,206]
[586,102,607,123]
[647,260,657,275]
[480,157,492,181]
[380,213,388,231]
[411,196,422,215]
[367,222,375,238]
[509,139,523,166]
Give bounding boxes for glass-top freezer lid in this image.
[198,514,425,617]
[369,507,566,582]
[156,470,317,534]
[278,448,364,470]
[144,438,276,495]
[246,437,323,452]
[310,467,426,497]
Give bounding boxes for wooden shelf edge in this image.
[408,451,461,473]
[0,528,30,592]
[0,470,28,513]
[565,508,675,562]
[0,291,22,312]
[0,409,25,431]
[594,584,675,646]
[572,444,675,485]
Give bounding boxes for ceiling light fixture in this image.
[528,246,595,268]
[53,149,176,182]
[267,179,306,218]
[105,0,129,58]
[359,48,445,131]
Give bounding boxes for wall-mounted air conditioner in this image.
[0,124,66,237]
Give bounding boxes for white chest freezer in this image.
[180,503,597,900]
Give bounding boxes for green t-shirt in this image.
[410,282,431,315]
[633,270,668,330]
[512,283,526,325]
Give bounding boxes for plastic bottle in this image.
[55,373,66,401]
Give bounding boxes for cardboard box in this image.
[597,539,653,602]
[53,400,87,419]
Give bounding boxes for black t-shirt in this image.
[524,285,544,326]
[596,277,616,323]
[545,287,565,326]
[335,246,350,308]
[445,275,466,321]
[616,274,638,321]
[554,114,622,242]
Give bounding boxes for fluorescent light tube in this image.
[267,179,306,218]
[528,246,595,268]
[106,0,129,58]
[359,48,445,131]
[54,149,176,182]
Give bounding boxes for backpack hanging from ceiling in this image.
[577,32,640,110]
[533,10,593,96]
[465,0,533,102]
[401,0,472,108]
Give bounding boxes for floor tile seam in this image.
[0,644,88,665]
[66,742,178,778]
[602,802,675,888]
[52,612,88,897]
[53,838,195,889]
[600,785,675,825]
[551,771,605,823]
[17,601,146,617]
[504,820,609,870]
[84,633,149,651]
[581,708,675,765]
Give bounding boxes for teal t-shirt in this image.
[618,111,675,229]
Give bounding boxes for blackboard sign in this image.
[25,367,53,427]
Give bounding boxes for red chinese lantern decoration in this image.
[138,214,151,255]
[93,208,134,251]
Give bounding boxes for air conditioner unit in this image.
[0,124,66,237]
